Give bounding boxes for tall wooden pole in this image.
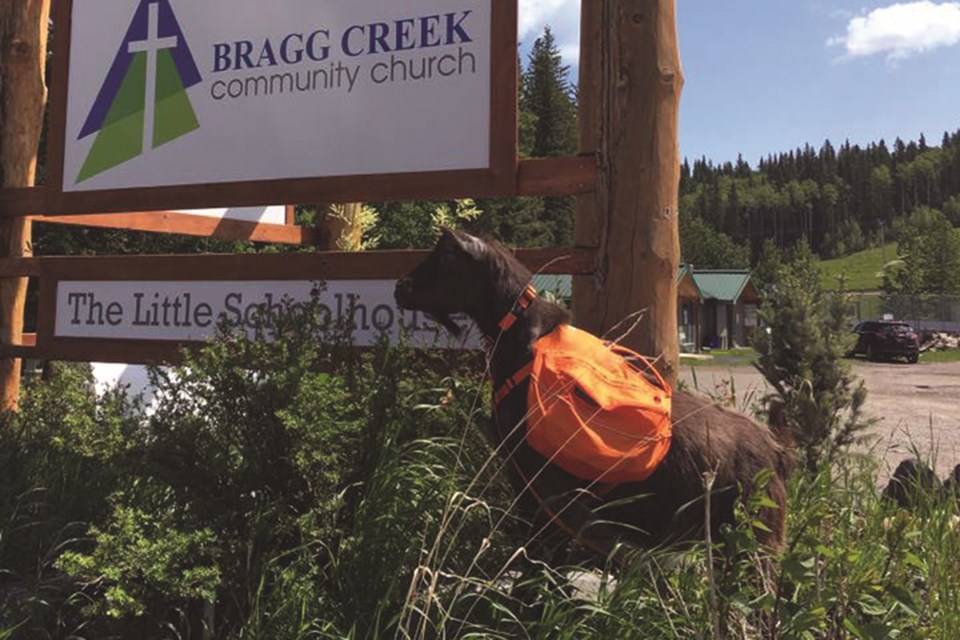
[573,0,683,385]
[0,0,50,411]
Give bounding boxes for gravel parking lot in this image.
[681,359,960,479]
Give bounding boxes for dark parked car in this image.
[850,320,920,363]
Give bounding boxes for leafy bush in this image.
[883,206,960,296]
[57,505,220,619]
[0,363,140,636]
[3,301,512,638]
[3,299,960,639]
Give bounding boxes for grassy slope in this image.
[920,349,960,363]
[820,243,897,291]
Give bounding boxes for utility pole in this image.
[0,0,50,411]
[573,0,684,385]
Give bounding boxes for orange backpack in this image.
[497,324,672,484]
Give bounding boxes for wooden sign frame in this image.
[35,0,519,217]
[36,206,315,245]
[0,0,687,402]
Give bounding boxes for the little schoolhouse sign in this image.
[56,0,514,203]
[55,280,482,349]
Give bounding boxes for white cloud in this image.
[518,0,581,65]
[828,1,960,62]
[519,0,573,37]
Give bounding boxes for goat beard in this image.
[426,313,462,337]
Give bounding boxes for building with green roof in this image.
[690,269,761,350]
[532,267,760,352]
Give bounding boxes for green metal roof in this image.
[691,270,752,302]
[532,274,572,299]
[533,267,705,301]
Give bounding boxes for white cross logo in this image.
[128,1,178,153]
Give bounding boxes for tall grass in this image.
[383,452,960,640]
[2,312,959,638]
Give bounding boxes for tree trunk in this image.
[0,0,50,411]
[573,0,683,385]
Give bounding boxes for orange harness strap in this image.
[493,362,533,405]
[497,285,538,333]
[488,285,619,554]
[489,285,537,403]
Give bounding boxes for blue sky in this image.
[518,1,960,167]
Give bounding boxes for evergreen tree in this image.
[943,195,960,227]
[725,180,741,239]
[522,27,576,158]
[752,243,871,472]
[752,238,783,293]
[473,196,552,247]
[734,154,751,178]
[521,26,577,246]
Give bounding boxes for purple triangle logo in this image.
[79,0,201,140]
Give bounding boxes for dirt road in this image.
[680,360,960,478]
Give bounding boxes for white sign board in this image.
[56,280,481,349]
[62,0,493,192]
[92,362,161,411]
[176,206,287,224]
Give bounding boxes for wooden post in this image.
[0,0,50,411]
[312,203,365,251]
[573,0,683,385]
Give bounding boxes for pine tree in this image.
[752,238,783,292]
[752,243,871,472]
[522,27,576,158]
[521,26,577,246]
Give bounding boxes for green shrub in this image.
[0,363,140,636]
[4,299,960,639]
[57,504,220,619]
[753,241,872,471]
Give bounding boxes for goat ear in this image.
[439,226,466,242]
[437,226,461,247]
[442,227,483,257]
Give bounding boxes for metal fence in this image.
[849,293,960,333]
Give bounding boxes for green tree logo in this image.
[77,0,202,183]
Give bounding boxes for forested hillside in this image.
[680,133,960,267]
